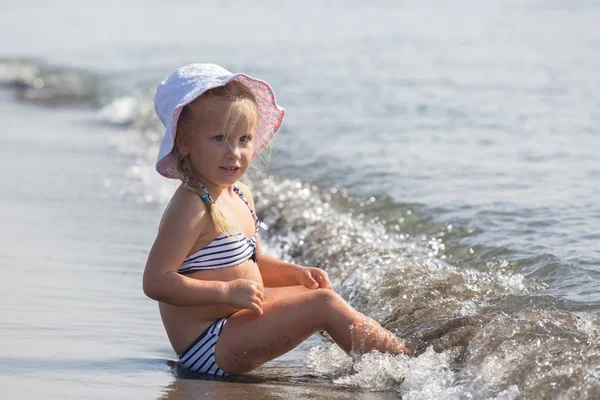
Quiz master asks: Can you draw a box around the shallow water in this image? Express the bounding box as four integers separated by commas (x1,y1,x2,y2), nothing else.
1,0,599,398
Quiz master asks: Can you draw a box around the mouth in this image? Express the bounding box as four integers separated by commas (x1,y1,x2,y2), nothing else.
220,166,240,172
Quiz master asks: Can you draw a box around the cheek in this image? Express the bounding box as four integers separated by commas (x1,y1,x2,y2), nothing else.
190,146,216,165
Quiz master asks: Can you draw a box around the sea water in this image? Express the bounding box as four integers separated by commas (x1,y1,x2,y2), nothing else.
1,1,599,399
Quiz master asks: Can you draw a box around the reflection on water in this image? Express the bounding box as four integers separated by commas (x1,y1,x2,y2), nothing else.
161,363,398,400
1,0,600,398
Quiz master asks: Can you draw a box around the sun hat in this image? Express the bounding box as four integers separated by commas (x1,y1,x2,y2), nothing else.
154,63,286,179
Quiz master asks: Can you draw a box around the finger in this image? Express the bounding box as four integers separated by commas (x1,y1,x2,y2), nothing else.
250,302,263,315
252,281,262,291
253,286,264,301
319,272,333,289
252,283,265,300
305,271,319,289
316,279,331,290
306,277,319,289
313,273,329,289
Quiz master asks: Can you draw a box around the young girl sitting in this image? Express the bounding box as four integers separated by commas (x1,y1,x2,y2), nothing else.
143,64,411,377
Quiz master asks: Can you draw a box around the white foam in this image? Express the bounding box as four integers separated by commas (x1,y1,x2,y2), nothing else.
574,312,600,340
306,344,352,376
99,96,139,125
308,345,470,398
307,342,524,399
399,348,463,400
334,351,410,391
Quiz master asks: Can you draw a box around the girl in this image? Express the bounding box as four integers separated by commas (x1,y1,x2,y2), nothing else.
143,64,411,377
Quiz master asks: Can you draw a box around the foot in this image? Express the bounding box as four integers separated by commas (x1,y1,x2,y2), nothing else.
350,315,412,356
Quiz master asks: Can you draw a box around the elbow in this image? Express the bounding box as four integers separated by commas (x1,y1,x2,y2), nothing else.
143,275,164,301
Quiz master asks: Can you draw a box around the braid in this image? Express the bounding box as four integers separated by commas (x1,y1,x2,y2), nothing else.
177,158,238,237
170,79,258,238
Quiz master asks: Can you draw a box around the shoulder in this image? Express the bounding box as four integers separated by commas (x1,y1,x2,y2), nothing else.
145,184,212,277
235,181,256,209
159,184,211,235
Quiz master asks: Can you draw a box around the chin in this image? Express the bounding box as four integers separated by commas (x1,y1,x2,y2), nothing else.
215,175,242,186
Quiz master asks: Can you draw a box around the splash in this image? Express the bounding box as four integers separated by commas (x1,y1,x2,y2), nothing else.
308,345,472,399
245,174,600,397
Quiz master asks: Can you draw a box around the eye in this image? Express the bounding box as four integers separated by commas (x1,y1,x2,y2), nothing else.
240,135,252,143
214,135,226,142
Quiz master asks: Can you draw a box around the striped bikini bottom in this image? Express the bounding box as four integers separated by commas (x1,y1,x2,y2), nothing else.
178,318,228,376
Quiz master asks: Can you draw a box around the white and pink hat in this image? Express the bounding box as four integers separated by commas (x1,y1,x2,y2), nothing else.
154,63,286,179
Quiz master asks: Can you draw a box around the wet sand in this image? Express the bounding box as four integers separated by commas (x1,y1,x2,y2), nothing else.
161,376,398,400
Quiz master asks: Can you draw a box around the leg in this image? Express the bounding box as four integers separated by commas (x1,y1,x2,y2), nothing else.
263,284,314,302
214,287,410,374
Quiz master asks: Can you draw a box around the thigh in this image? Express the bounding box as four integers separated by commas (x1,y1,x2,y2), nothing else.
214,288,335,374
264,285,311,302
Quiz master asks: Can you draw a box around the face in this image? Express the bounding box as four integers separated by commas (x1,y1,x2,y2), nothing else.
184,98,257,188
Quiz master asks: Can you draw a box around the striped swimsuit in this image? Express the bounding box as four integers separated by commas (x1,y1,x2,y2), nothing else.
177,184,259,376
178,185,259,275
178,318,228,376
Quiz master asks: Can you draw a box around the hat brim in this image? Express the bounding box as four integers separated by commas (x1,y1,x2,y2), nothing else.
156,73,285,179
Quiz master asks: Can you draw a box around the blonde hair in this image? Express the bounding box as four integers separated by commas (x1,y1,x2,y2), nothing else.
173,80,259,236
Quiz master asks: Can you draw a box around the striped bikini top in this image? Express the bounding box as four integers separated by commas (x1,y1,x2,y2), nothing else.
178,185,259,274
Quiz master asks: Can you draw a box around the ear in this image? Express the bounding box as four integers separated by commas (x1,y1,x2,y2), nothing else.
179,144,190,157
175,134,191,157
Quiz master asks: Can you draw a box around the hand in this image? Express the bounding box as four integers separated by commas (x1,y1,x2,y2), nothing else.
224,279,264,315
296,267,333,290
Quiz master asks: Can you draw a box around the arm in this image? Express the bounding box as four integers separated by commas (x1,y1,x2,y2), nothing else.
256,238,332,289
236,181,333,290
142,187,263,313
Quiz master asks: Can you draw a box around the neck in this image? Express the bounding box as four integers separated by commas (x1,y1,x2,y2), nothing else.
189,176,234,201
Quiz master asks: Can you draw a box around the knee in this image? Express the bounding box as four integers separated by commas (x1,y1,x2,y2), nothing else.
310,289,348,309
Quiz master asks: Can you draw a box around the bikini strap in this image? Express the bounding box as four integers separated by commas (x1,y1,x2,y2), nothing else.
233,185,259,226
185,177,258,228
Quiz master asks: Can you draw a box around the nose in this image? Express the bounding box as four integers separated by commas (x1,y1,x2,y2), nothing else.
226,141,241,159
